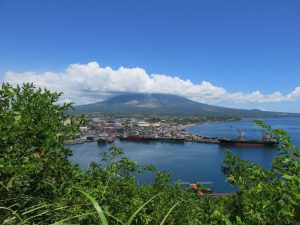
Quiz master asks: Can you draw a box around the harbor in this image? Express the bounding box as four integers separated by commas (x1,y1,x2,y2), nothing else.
65,133,220,145
65,116,277,147
69,117,299,193
65,116,225,145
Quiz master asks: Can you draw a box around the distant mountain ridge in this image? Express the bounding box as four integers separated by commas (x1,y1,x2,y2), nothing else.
74,93,300,117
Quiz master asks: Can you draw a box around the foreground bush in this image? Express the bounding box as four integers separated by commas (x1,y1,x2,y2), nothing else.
0,83,299,224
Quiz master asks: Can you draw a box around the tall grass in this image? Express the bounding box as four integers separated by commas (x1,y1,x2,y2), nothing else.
78,191,179,225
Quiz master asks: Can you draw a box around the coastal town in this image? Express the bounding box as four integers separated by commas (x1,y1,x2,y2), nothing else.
65,116,238,145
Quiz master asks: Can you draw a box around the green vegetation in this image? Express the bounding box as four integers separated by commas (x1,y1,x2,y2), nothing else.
1,83,299,224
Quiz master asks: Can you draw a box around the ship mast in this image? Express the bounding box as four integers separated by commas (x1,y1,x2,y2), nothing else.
262,131,271,141
236,128,245,140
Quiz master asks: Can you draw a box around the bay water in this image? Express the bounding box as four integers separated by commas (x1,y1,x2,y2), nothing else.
69,117,300,192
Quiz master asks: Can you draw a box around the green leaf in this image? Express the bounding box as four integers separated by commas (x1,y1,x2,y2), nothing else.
0,206,23,224
282,174,294,180
125,193,160,225
226,176,235,183
160,202,179,225
79,190,108,225
6,176,15,190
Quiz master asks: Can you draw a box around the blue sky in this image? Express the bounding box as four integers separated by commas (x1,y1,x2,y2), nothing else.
0,0,299,112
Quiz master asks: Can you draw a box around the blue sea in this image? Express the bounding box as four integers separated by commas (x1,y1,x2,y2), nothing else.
69,117,300,192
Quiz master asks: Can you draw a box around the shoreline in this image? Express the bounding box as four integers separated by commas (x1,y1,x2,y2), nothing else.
180,117,241,130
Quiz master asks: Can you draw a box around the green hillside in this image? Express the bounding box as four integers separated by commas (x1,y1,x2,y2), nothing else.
74,93,299,117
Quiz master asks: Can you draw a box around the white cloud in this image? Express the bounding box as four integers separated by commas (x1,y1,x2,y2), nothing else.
287,87,300,100
3,61,300,105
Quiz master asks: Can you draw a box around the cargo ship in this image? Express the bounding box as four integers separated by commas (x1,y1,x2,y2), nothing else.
218,129,278,147
218,138,278,147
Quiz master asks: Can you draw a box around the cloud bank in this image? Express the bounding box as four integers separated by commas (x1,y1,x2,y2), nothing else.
4,61,300,105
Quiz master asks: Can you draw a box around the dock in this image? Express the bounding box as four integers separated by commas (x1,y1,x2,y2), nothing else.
184,134,220,144
65,134,221,145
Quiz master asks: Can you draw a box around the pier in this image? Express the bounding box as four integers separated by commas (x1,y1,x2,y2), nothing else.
65,134,221,145
184,134,220,144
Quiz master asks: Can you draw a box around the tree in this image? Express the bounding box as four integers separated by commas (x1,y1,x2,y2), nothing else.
0,83,84,222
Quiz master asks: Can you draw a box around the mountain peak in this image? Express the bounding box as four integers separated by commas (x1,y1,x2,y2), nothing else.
74,93,298,117
103,93,198,108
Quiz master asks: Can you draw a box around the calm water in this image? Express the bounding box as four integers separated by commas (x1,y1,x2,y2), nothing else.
69,117,300,192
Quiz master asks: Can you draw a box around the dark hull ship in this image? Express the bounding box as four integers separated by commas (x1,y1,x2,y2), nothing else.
218,138,278,147
218,128,278,147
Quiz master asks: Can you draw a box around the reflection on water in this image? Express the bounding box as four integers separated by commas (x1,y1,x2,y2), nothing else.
69,117,300,192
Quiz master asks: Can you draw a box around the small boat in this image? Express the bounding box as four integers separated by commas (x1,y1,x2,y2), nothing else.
97,136,115,144
86,136,94,142
76,139,85,144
